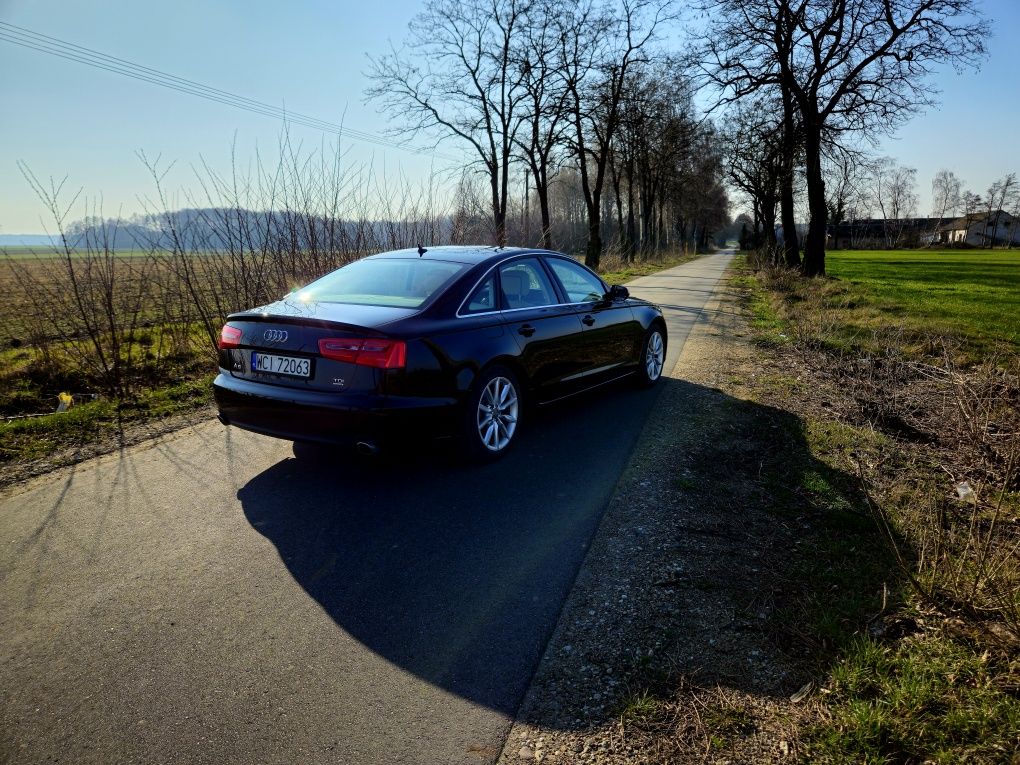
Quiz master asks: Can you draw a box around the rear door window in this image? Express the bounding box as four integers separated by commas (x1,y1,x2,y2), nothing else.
498,258,559,310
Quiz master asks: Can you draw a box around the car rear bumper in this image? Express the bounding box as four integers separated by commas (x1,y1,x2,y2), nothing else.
213,372,459,446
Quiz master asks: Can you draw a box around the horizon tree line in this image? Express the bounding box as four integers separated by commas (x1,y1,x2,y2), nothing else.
365,0,729,269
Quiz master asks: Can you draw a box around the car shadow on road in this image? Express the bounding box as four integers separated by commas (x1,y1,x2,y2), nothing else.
236,377,892,726
237,379,665,716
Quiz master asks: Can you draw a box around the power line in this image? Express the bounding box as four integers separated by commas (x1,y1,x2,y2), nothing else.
0,21,460,162
0,22,419,152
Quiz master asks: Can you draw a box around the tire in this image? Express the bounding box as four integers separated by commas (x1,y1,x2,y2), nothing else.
461,365,522,461
635,324,667,387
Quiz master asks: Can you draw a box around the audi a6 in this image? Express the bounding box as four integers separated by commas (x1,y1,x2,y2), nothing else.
213,246,667,459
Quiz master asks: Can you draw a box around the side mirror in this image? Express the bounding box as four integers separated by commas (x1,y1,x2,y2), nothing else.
606,284,629,301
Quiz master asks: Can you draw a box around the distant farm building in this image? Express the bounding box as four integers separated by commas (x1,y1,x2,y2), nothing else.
937,211,1017,247
827,218,941,249
828,211,1017,249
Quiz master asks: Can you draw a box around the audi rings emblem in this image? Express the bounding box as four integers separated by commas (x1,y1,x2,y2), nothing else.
263,329,288,343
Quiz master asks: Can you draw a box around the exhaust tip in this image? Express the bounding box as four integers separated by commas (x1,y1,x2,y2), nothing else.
217,412,230,426
355,441,380,457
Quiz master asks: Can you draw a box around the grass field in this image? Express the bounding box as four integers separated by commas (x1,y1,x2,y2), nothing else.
819,249,1020,356
0,246,157,259
737,252,1020,762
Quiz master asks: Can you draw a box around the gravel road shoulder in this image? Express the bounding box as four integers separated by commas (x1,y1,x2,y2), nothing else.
499,268,815,764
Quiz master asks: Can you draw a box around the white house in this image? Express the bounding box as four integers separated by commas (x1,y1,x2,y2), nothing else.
937,211,1017,247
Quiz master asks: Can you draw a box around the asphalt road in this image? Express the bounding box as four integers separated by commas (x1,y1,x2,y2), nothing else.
1,251,734,765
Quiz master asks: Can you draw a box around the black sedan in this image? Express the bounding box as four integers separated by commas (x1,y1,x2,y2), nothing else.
213,246,667,459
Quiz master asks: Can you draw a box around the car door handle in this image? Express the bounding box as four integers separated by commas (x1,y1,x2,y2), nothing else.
518,324,536,337
581,315,595,326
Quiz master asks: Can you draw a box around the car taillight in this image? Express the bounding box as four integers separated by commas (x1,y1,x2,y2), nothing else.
220,324,242,349
318,338,406,369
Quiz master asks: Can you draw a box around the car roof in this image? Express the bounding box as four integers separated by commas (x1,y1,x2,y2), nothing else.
365,245,562,266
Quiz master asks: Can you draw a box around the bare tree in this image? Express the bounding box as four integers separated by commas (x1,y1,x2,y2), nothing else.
704,0,988,274
11,166,163,401
512,0,573,248
984,173,1017,248
961,190,982,217
366,0,531,246
930,168,962,245
614,62,701,254
558,0,673,268
722,102,784,251
1006,180,1020,249
867,158,918,247
674,130,730,249
824,146,866,227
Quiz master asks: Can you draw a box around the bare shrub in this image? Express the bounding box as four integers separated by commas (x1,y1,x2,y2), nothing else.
750,250,801,295
4,170,172,402
3,136,455,414
798,332,1020,645
135,139,451,354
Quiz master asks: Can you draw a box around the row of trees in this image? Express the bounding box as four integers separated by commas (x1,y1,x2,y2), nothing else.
705,0,988,274
366,0,729,268
368,0,990,273
733,153,1020,251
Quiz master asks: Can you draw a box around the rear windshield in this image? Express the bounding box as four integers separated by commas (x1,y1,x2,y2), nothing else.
298,258,466,308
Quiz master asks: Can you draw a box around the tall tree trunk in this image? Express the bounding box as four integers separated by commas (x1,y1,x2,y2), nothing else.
779,88,800,268
537,185,553,249
491,170,506,247
499,147,511,247
762,194,778,249
801,122,827,276
610,156,625,252
585,216,602,269
626,173,638,260
523,169,531,245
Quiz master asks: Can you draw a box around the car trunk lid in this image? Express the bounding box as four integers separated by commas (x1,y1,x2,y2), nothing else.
220,299,415,394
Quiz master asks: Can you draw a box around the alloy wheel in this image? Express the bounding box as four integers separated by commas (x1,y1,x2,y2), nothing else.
645,330,665,381
476,376,519,451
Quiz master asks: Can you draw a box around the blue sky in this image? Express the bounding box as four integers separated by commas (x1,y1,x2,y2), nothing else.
0,0,1017,233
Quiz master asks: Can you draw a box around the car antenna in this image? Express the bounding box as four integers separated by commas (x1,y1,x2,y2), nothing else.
417,244,428,257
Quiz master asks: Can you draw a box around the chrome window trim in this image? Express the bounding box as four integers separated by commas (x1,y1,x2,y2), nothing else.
459,302,589,319
455,253,609,319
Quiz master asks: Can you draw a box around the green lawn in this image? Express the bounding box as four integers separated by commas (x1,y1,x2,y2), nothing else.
823,250,1020,355
738,257,1020,763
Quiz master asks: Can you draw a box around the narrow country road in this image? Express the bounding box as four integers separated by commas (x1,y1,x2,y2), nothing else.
1,252,734,765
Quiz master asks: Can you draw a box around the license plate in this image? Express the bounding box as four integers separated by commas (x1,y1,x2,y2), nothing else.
252,352,311,378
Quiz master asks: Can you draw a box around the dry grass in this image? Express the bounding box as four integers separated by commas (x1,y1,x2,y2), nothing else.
749,260,1020,645
596,248,702,285
736,255,1020,762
